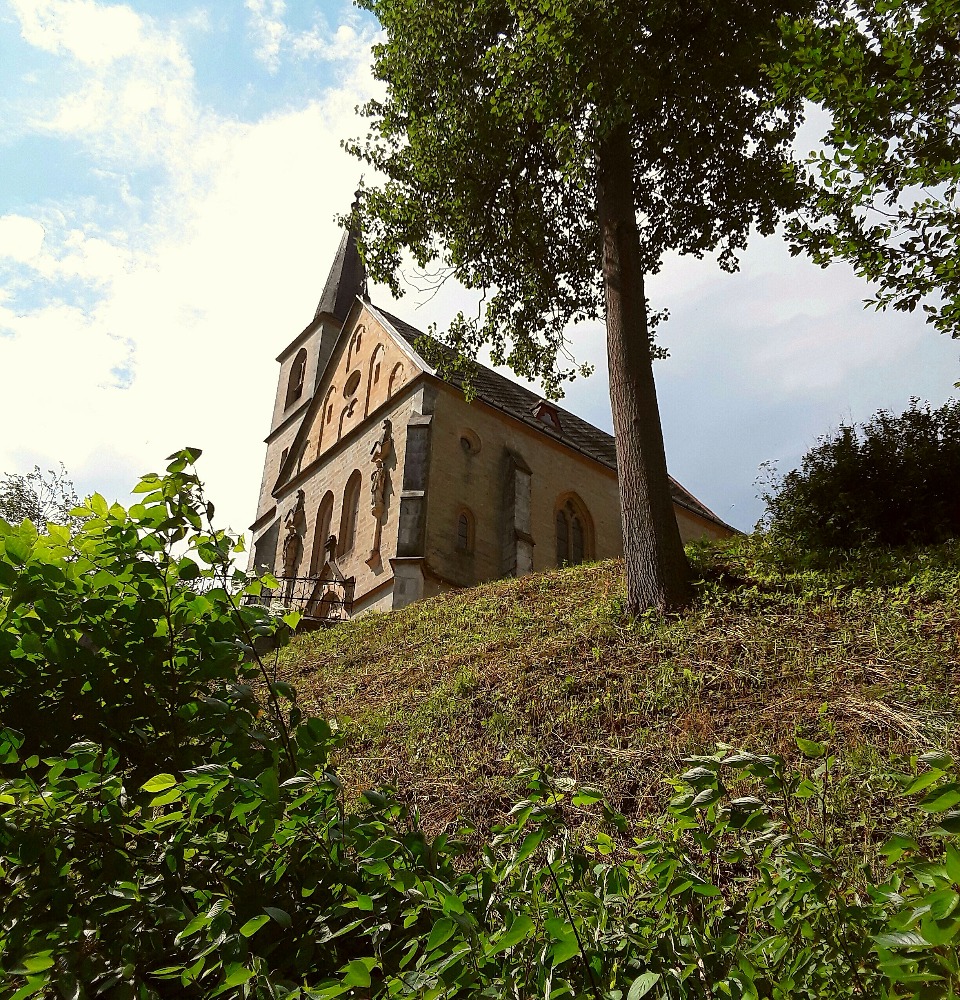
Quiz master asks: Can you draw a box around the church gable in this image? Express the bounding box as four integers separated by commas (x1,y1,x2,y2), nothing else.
274,302,425,492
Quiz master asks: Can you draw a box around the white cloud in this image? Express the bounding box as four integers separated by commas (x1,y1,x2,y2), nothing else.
244,0,287,72
242,1,379,70
2,5,380,537
11,0,145,65
0,216,45,261
292,21,367,62
11,0,209,174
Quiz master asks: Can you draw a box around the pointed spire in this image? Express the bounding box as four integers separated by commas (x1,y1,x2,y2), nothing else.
314,189,368,323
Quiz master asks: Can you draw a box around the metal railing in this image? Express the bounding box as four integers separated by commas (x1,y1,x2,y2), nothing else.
243,575,355,622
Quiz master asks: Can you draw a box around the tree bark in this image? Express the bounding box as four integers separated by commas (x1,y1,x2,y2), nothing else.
597,122,691,612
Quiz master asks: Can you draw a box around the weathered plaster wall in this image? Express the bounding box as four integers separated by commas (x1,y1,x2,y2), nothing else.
423,385,625,585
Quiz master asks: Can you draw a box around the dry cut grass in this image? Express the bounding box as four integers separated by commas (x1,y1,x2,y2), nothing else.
278,537,960,838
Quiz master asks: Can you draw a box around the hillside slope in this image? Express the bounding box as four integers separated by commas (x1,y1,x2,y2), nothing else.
280,538,960,834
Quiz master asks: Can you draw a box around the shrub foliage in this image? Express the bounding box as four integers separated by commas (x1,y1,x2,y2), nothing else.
2,452,960,998
761,399,960,549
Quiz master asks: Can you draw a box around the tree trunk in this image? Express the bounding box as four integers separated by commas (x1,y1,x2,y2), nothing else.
597,123,691,612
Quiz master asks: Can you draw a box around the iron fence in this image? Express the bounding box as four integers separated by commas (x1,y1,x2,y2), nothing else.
243,575,355,622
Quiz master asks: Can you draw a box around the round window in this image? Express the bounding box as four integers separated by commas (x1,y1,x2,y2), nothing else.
343,370,362,397
460,429,481,455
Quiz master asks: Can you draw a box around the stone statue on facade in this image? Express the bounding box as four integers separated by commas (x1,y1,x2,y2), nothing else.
367,420,393,565
369,419,393,518
281,489,306,577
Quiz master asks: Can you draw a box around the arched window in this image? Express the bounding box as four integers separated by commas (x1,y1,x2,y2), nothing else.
456,508,475,554
309,491,335,575
347,327,364,369
554,494,593,566
387,362,406,398
285,348,307,408
555,509,569,563
316,387,335,455
365,343,386,416
338,400,356,441
338,471,362,557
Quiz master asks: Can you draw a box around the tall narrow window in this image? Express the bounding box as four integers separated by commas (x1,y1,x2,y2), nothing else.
456,508,475,553
309,491,334,574
387,362,405,398
339,471,362,556
555,494,593,566
285,348,307,408
347,327,364,369
365,344,386,417
571,515,584,564
555,510,569,563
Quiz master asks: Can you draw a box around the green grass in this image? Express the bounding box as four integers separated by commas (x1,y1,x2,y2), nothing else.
279,536,960,837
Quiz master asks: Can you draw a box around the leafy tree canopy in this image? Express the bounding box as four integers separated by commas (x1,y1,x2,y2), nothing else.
347,0,813,395
760,397,960,548
772,0,960,336
346,0,821,611
0,463,78,532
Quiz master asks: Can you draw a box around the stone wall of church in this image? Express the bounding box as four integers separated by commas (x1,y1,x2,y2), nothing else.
270,382,420,608
422,384,732,586
675,506,732,545
423,386,625,585
304,314,413,464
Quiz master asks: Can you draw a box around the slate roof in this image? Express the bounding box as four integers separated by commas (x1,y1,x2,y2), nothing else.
370,304,736,533
314,226,367,323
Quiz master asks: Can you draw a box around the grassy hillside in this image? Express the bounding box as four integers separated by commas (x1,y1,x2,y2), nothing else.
280,537,960,836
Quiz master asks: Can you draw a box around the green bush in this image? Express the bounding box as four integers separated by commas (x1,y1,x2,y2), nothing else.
760,399,960,549
2,451,960,998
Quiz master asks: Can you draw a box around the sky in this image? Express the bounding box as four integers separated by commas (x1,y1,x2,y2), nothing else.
1,0,957,543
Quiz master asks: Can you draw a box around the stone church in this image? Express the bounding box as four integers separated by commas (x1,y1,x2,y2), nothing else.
248,220,735,619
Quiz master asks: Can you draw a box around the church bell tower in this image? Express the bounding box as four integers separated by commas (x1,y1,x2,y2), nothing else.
248,212,367,574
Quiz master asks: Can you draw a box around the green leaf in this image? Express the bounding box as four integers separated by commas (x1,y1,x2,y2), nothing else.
342,958,375,988
426,918,456,952
875,930,929,949
264,906,292,928
927,887,960,920
3,535,33,566
259,767,280,804
796,737,826,758
10,979,47,1000
442,893,464,914
141,773,177,793
149,788,182,808
920,784,960,813
239,915,271,938
219,966,255,988
551,934,580,966
919,751,954,770
627,972,661,1000
572,786,604,806
946,844,960,885
514,827,546,865
920,914,960,946
22,954,54,972
904,769,945,795
489,915,534,955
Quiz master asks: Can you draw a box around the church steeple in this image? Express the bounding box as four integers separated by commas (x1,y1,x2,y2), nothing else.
314,195,367,323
